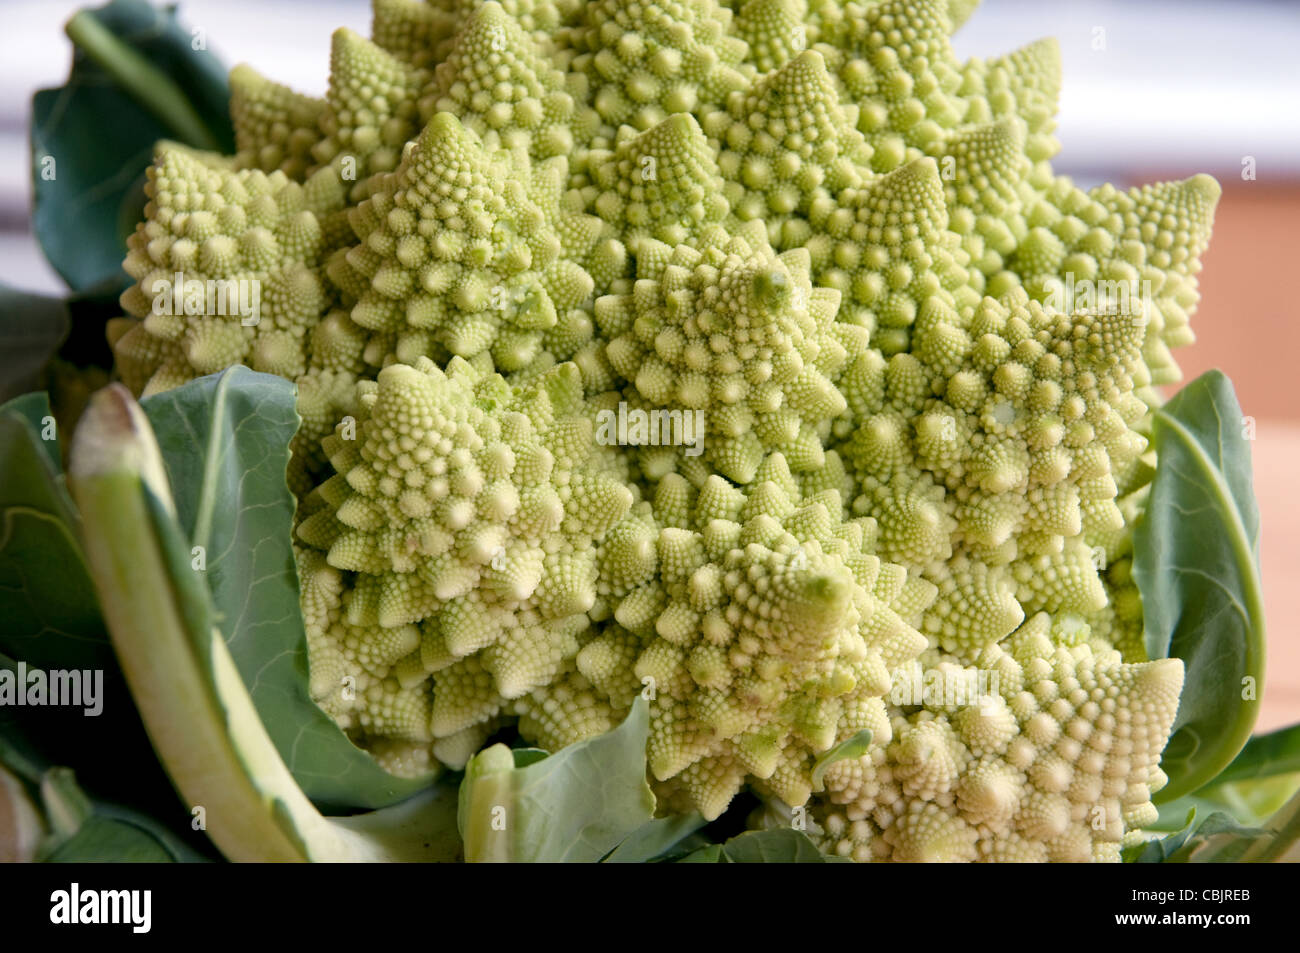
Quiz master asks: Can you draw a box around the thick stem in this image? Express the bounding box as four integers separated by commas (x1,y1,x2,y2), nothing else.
460,745,518,863
67,386,394,861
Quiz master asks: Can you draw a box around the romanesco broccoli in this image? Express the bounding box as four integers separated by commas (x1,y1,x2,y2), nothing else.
106,0,1221,861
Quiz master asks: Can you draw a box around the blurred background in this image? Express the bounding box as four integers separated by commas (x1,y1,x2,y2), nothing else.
1,0,1297,722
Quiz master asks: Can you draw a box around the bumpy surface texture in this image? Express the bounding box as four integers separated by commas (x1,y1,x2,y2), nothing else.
109,0,1219,860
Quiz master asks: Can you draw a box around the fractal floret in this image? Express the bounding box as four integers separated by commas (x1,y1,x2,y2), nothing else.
835,286,1152,658
599,220,859,482
111,144,348,396
810,618,1183,862
296,356,633,769
559,454,935,819
105,0,1223,861
327,110,603,373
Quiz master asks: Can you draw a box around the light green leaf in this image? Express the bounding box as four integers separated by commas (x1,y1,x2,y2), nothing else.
1136,787,1300,863
676,828,848,863
1165,812,1275,863
1149,723,1300,830
139,368,432,810
1133,371,1265,802
329,783,463,863
1209,722,1300,786
810,729,872,793
459,699,655,862
1196,789,1300,862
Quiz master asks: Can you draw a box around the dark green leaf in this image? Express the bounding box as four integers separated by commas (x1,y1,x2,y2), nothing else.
0,402,214,835
510,748,549,768
0,288,70,405
35,767,208,863
677,844,724,863
0,392,111,674
648,831,716,861
42,816,184,862
1133,371,1265,802
0,720,214,862
139,368,431,810
602,812,708,863
31,0,234,292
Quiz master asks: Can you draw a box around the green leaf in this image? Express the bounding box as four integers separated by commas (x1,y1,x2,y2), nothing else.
0,761,46,862
42,817,188,862
0,288,70,405
1135,777,1300,863
329,783,463,863
1150,723,1300,830
0,392,110,673
602,812,708,863
1210,722,1300,787
1132,371,1265,802
1204,788,1300,862
810,729,872,793
676,843,724,862
67,384,456,861
675,828,848,863
0,403,218,836
1166,812,1275,863
31,0,235,292
34,766,208,863
0,724,214,863
138,368,432,810
459,699,656,862
510,748,549,768
1124,808,1200,863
